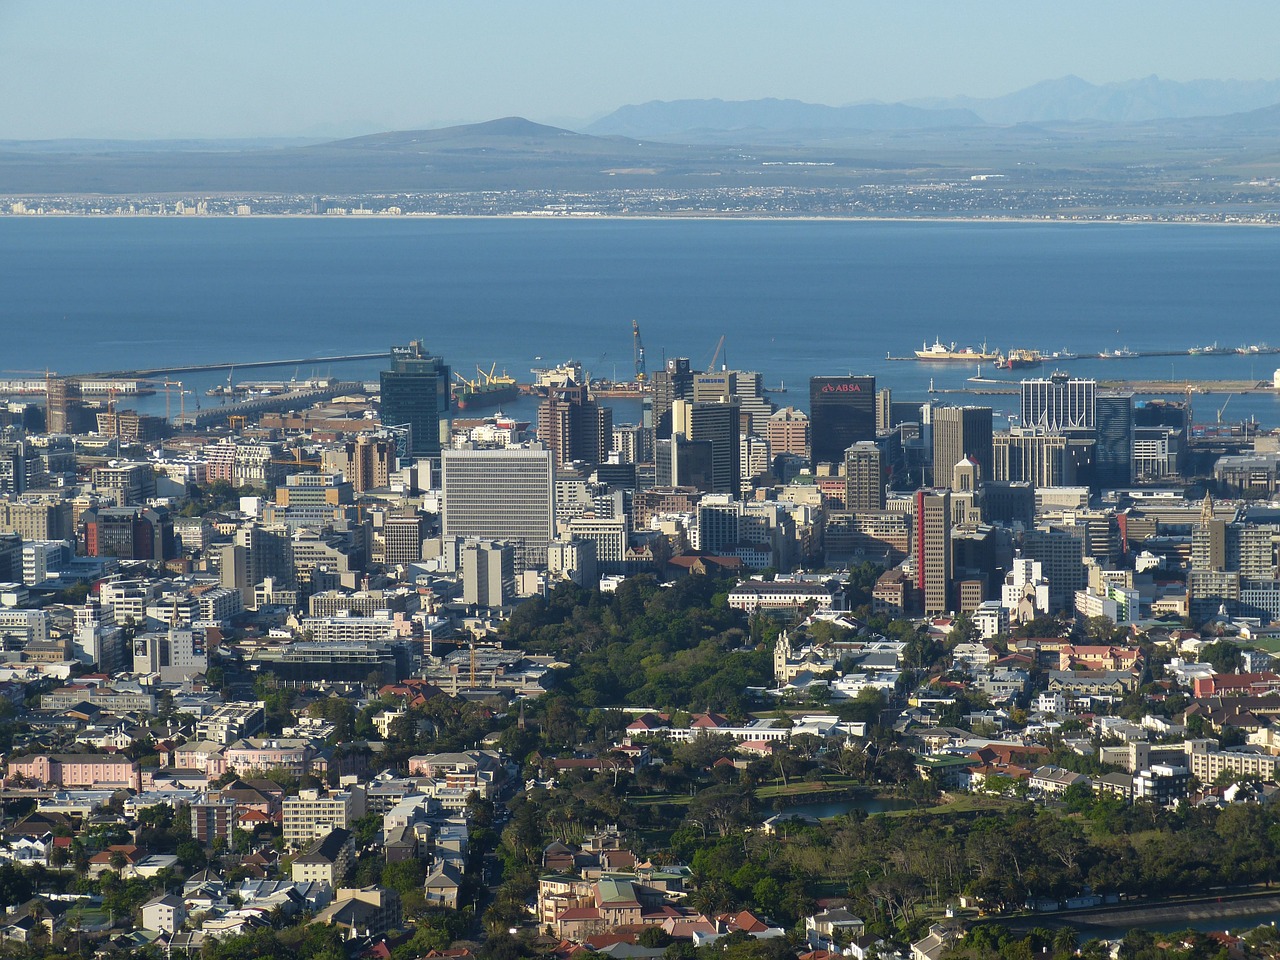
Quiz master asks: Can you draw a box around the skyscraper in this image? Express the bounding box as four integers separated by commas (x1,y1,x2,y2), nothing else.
1020,373,1096,433
652,358,695,440
932,406,993,488
441,447,555,569
809,375,876,467
915,488,952,616
844,442,885,512
1095,392,1135,489
322,435,395,493
679,399,741,497
379,341,451,460
537,381,612,468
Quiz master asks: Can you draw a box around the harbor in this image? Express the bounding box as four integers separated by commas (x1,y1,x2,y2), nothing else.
889,341,1280,364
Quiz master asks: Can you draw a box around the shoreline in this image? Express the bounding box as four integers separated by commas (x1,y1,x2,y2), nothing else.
0,211,1278,228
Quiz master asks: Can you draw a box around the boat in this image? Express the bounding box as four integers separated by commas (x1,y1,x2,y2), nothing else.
453,364,520,410
914,339,1002,362
1003,348,1044,369
1097,347,1138,359
1046,349,1077,361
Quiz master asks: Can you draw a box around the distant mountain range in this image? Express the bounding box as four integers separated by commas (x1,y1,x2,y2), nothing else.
910,74,1280,124
585,76,1280,141
5,76,1280,197
585,99,981,139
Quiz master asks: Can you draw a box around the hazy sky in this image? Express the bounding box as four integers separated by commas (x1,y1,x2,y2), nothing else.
4,0,1280,140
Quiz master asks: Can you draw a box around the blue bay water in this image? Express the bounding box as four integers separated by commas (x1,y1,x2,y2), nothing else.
2,217,1280,426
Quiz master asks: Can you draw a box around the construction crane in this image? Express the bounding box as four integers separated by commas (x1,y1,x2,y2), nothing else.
707,334,726,372
632,320,647,381
162,380,189,423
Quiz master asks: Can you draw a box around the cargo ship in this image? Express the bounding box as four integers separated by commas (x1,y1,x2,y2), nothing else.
1003,348,1044,369
914,339,1002,362
453,364,520,410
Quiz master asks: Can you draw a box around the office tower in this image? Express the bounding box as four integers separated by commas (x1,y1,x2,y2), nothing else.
1020,373,1096,433
655,437,714,491
809,375,875,467
382,512,426,566
461,540,516,608
681,399,741,497
565,516,628,574
611,423,651,465
993,428,1073,487
932,406,993,488
441,447,555,568
915,488,952,615
876,388,893,433
1095,392,1134,489
766,408,809,459
322,436,395,493
741,435,771,486
80,505,175,561
692,371,732,403
263,473,355,530
379,341,451,459
652,357,695,439
537,381,612,468
844,442,885,512
1022,526,1086,613
727,371,774,435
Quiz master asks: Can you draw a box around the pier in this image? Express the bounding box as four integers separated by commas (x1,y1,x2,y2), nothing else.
92,351,385,379
960,375,1275,395
175,380,365,428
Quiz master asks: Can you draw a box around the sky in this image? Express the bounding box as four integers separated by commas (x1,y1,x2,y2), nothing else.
3,1,1280,140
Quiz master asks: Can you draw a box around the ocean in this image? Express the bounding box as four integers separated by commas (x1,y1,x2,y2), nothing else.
2,217,1280,427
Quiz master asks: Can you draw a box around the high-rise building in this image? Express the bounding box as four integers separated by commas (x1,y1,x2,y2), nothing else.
441,447,555,568
1020,374,1096,433
1095,392,1135,489
681,399,741,497
381,512,427,567
765,408,809,459
80,505,176,561
461,540,516,608
932,406,993,488
915,489,952,615
537,382,612,468
651,358,695,439
322,436,395,493
655,437,714,491
1022,527,1086,613
876,388,893,434
993,428,1073,487
379,341,451,460
45,377,85,434
844,442,885,512
809,376,875,467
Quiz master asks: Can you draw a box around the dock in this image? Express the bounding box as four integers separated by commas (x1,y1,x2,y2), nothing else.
175,380,365,428
91,351,386,379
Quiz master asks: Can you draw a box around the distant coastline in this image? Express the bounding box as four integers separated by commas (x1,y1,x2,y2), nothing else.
2,210,1278,227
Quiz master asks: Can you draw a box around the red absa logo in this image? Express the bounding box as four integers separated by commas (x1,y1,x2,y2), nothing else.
821,383,862,393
